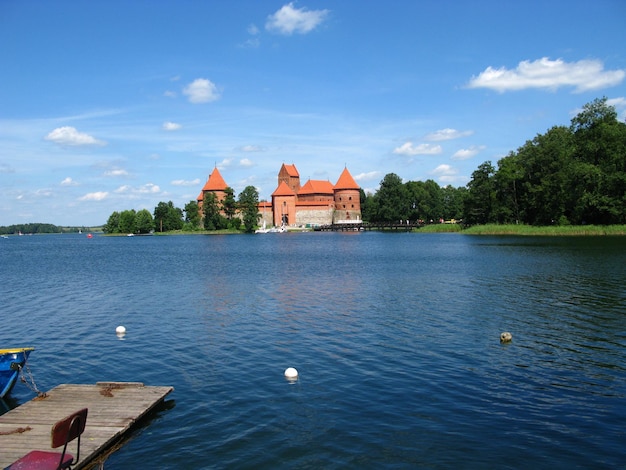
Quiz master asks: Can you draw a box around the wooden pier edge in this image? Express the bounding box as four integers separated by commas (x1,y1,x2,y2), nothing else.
0,382,174,469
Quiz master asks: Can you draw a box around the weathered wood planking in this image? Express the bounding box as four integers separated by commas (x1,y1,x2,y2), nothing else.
0,382,174,469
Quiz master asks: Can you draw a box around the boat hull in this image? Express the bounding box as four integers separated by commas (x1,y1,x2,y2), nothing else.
0,348,34,398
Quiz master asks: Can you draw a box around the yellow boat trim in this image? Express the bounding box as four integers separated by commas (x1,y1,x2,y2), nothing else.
0,347,35,354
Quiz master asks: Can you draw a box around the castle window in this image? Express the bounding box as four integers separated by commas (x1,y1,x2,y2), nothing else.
349,196,352,200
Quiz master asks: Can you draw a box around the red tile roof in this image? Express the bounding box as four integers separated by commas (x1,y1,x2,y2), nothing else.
298,179,334,195
272,181,296,196
202,167,228,191
334,167,359,190
282,163,299,177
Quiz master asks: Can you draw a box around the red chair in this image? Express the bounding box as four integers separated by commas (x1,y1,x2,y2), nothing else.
6,408,88,470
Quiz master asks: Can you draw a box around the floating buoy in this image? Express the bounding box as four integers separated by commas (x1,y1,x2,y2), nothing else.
284,367,298,379
116,325,126,335
500,332,512,343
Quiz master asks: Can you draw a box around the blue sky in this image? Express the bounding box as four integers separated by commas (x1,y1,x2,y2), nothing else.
1,1,625,226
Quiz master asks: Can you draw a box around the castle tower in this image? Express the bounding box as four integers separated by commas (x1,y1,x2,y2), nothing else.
333,167,361,223
197,166,228,212
271,181,297,227
278,163,301,194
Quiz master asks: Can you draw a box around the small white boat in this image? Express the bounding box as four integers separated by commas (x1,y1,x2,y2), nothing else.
255,220,269,234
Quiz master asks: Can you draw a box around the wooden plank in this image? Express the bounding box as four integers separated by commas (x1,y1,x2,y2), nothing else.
0,382,174,469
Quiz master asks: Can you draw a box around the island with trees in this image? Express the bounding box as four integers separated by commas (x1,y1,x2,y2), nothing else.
6,97,619,237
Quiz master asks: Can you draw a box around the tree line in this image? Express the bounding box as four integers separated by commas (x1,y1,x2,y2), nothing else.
103,186,260,234
362,97,625,226
0,223,95,235
103,97,624,232
464,97,626,225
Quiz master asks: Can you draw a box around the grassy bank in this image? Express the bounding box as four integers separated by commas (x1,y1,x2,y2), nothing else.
417,223,464,233
461,224,626,236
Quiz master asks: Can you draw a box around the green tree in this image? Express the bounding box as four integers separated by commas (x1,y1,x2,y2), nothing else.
222,187,237,224
135,209,154,234
154,201,183,232
119,209,137,234
238,185,259,233
361,191,376,223
495,126,573,225
104,211,121,234
493,152,523,224
568,97,626,224
464,161,496,225
202,193,226,230
441,185,464,221
183,200,201,230
372,173,408,223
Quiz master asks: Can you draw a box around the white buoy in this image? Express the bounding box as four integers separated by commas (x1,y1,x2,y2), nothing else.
116,325,126,335
284,367,298,379
500,332,512,343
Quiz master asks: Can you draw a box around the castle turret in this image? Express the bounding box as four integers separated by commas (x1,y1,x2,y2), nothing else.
197,166,228,212
333,167,361,223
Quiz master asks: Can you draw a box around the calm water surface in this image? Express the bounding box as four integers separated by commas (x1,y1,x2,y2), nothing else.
1,232,625,469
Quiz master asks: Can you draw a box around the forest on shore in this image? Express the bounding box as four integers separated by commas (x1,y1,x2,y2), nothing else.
361,97,626,227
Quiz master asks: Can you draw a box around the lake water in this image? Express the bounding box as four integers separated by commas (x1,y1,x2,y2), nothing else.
1,232,625,469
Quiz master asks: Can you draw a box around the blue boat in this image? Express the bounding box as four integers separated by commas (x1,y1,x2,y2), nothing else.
0,348,34,398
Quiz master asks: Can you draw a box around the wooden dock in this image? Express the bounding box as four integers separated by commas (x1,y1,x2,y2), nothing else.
0,382,174,469
316,222,424,232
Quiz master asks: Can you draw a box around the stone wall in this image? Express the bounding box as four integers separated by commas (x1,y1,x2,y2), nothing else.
295,208,334,226
333,210,362,224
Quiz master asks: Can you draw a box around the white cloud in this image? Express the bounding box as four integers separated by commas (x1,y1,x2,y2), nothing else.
34,188,54,197
239,158,254,167
163,90,177,98
217,158,232,169
425,128,473,141
60,177,78,186
163,121,182,131
79,191,108,201
241,38,260,48
138,183,160,194
183,78,221,104
266,2,330,35
248,24,259,35
354,171,381,182
104,169,129,177
114,183,161,195
607,97,626,108
114,185,131,194
607,96,626,120
45,126,105,146
393,142,442,156
430,164,463,184
468,57,625,93
240,145,262,152
452,145,485,160
171,178,201,187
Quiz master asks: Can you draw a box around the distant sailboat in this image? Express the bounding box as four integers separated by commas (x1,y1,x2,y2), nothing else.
255,219,269,234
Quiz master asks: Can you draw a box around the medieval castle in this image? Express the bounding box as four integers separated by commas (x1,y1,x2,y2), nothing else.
197,163,361,227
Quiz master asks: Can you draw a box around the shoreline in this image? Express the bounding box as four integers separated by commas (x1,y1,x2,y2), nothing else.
425,223,626,236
